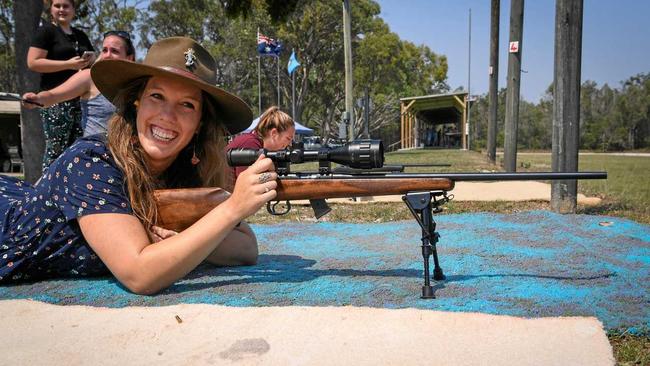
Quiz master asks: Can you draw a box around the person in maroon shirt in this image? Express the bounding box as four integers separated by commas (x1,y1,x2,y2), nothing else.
226,106,295,189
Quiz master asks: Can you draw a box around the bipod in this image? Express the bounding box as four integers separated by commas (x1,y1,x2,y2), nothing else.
402,191,451,299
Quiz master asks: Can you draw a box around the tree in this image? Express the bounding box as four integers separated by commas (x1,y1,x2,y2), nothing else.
220,0,302,23
616,73,649,149
74,0,143,50
0,0,16,91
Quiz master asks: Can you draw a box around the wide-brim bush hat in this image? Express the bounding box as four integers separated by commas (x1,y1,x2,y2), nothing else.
91,36,252,134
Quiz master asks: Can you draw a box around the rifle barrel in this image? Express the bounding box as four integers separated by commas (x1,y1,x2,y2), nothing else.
396,172,607,181
287,171,607,180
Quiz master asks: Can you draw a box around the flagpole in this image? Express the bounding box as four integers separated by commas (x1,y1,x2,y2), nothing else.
277,55,280,107
288,50,300,120
257,28,262,115
258,56,262,115
292,70,296,119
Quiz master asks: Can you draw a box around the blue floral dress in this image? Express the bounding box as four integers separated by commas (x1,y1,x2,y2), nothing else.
0,135,132,282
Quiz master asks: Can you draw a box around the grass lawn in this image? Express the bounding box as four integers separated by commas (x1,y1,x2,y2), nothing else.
256,148,649,364
515,153,650,223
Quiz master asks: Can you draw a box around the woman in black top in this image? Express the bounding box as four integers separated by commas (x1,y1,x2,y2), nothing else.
27,0,95,170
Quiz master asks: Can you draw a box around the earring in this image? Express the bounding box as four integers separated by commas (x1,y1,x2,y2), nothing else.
133,100,140,108
191,136,200,165
191,149,200,165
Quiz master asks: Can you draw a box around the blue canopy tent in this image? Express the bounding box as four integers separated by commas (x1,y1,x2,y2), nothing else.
244,116,314,136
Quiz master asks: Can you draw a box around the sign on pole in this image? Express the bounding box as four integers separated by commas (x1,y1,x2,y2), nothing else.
509,41,519,53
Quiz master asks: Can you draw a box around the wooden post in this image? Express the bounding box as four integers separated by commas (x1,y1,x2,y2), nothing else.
487,0,500,164
400,102,405,149
406,111,413,148
503,0,524,172
551,0,583,213
466,8,472,151
14,0,44,183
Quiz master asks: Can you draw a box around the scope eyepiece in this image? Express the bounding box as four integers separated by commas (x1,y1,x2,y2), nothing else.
227,139,384,169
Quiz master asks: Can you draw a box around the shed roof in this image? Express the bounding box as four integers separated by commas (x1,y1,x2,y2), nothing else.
400,92,467,124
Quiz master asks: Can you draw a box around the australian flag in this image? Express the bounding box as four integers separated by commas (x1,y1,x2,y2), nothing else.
257,33,282,57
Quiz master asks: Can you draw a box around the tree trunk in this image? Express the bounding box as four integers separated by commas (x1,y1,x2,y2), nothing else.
14,0,44,183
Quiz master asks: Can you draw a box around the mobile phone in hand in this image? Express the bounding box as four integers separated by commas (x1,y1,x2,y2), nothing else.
82,51,95,60
0,92,44,107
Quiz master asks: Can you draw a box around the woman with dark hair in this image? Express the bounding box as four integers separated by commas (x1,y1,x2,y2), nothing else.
27,0,95,169
1,37,274,295
23,31,136,137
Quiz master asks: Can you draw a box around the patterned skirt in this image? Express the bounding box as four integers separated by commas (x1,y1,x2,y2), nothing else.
39,99,83,170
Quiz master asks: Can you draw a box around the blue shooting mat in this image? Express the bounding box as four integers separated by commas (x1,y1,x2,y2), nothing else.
1,211,648,334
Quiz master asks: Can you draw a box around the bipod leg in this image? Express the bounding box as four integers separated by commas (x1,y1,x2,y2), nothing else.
403,191,448,299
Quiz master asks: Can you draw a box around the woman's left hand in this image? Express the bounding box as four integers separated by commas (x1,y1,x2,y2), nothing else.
148,225,178,243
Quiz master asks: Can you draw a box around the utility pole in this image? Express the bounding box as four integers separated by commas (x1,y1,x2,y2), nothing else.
503,0,524,172
343,0,355,141
466,8,472,151
551,0,584,213
487,0,500,164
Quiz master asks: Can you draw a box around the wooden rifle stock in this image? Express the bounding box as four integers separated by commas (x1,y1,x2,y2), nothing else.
154,187,231,232
274,177,454,200
154,177,455,232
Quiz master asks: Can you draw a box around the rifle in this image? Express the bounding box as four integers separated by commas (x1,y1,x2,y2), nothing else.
155,139,607,299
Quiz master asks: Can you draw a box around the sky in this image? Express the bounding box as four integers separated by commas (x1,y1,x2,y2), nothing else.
374,0,650,102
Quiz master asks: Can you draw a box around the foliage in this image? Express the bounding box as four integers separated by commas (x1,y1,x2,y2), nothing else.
0,0,15,91
137,0,449,145
469,73,650,151
73,0,143,51
219,0,302,23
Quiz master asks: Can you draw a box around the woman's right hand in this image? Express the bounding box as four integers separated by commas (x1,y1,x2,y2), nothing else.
228,154,278,218
67,56,91,70
21,92,41,110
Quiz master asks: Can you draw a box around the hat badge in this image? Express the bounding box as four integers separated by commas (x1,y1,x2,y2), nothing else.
183,48,197,69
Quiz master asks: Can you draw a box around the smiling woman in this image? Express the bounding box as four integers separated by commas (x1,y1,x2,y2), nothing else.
0,37,278,295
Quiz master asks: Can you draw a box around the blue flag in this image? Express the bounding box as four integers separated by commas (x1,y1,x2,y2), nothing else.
257,33,282,57
287,50,301,74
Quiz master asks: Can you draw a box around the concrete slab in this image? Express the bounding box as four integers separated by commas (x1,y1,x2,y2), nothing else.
0,299,614,366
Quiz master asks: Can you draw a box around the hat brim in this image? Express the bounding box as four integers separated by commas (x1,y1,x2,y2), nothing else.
91,59,252,134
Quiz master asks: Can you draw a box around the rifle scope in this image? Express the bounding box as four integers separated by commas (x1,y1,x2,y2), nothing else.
227,139,384,169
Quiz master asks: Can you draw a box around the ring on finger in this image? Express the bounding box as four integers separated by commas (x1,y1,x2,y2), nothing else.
259,172,272,184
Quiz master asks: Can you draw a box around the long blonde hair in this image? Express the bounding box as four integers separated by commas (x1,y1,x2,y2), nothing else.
107,77,229,228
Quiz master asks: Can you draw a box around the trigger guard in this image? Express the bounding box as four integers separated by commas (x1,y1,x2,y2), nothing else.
267,200,291,215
